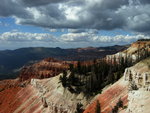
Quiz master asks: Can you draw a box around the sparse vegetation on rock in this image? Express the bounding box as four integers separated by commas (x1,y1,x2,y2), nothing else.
112,98,123,113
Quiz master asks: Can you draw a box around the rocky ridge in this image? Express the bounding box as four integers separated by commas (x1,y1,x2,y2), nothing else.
106,41,150,62
19,58,70,81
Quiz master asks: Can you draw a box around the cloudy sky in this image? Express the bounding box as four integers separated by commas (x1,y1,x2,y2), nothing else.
0,0,150,50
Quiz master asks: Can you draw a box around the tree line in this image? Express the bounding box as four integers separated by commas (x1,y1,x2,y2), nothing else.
60,44,150,97
59,43,149,113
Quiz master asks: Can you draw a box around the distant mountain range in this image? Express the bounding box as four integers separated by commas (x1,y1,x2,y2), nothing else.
0,45,127,80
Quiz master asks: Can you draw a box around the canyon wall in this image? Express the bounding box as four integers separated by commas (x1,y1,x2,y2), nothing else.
84,57,150,113
124,57,150,113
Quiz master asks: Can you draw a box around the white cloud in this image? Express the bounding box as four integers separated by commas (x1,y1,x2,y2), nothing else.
0,31,149,50
60,32,91,42
49,29,57,32
0,31,57,42
60,32,150,45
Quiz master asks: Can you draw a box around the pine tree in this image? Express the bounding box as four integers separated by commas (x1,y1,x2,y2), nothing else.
77,61,81,74
69,64,74,71
69,71,75,85
60,70,68,87
117,98,123,108
75,103,83,113
95,100,101,113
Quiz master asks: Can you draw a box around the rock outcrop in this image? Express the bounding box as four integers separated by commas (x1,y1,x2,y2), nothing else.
106,41,150,62
124,57,150,113
19,58,70,81
0,73,91,113
84,56,150,113
30,74,89,113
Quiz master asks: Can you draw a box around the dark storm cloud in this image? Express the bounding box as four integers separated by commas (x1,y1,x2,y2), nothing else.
100,0,128,10
1,0,150,35
68,29,87,33
117,4,150,34
68,29,99,34
20,0,67,6
140,0,150,4
16,0,127,29
0,0,30,18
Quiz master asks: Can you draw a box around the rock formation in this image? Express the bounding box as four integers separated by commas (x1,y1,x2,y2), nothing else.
30,74,89,113
125,57,150,113
19,58,70,81
106,41,150,63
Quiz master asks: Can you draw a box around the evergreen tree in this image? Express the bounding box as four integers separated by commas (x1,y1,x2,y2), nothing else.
117,98,123,108
77,61,81,74
95,100,101,113
69,71,75,85
69,64,74,71
75,103,83,113
59,70,68,87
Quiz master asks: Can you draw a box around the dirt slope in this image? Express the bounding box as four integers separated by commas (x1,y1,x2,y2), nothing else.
83,77,128,113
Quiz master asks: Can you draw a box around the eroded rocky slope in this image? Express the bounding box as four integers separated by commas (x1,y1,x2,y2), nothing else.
0,73,91,113
30,74,89,113
83,77,128,113
0,41,149,113
124,57,150,113
106,41,150,62
84,57,150,113
19,58,70,81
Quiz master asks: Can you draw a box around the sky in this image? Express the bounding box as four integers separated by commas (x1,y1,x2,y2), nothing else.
0,0,150,50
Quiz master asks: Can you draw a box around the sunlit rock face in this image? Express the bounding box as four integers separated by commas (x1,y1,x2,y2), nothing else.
84,57,150,113
126,41,150,55
127,90,150,113
124,57,150,89
83,77,128,113
124,57,150,113
0,81,43,113
0,74,90,113
106,41,150,63
30,74,89,113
